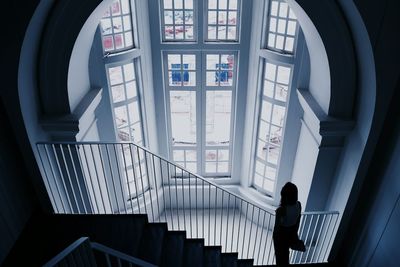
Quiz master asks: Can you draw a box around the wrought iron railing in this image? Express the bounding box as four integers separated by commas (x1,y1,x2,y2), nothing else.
36,142,339,265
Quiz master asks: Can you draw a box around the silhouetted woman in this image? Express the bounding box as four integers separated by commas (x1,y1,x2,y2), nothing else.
273,182,304,266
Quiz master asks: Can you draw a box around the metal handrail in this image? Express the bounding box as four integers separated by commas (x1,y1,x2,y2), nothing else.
43,237,156,267
37,141,277,216
36,141,340,265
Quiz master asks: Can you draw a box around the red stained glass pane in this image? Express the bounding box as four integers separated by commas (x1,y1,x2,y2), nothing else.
114,34,124,49
103,36,114,50
112,1,121,15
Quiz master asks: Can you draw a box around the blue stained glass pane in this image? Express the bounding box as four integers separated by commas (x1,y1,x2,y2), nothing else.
215,63,229,82
171,64,189,82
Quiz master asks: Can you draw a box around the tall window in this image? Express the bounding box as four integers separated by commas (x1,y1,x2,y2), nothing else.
252,0,300,195
97,0,148,198
254,62,291,193
107,62,144,145
164,52,236,176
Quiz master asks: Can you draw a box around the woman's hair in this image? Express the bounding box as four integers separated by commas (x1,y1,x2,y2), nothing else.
280,182,298,206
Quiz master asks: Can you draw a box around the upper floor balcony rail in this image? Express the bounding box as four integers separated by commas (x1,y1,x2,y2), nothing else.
36,141,339,265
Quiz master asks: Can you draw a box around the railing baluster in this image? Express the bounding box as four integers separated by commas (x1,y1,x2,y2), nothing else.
237,200,242,253
59,144,81,213
316,214,332,262
51,144,73,212
97,144,114,214
188,173,192,238
202,179,204,238
159,157,168,223
121,144,134,213
214,185,217,246
306,214,321,262
76,144,96,213
89,145,106,213
105,144,121,214
208,183,211,245
220,190,224,248
45,144,68,213
323,214,338,262
241,202,249,258
112,144,128,214
151,154,161,222
311,213,326,262
257,210,266,265
266,213,274,265
173,166,180,230
129,144,141,214
253,207,260,260
105,253,111,267
143,150,155,221
230,197,236,253
166,162,174,230
303,214,315,263
37,145,59,213
67,144,88,214
247,205,255,258
195,175,198,238
181,168,186,231
225,193,231,253
136,147,148,216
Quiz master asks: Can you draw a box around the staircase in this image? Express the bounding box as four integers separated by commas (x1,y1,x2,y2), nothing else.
33,142,339,265
5,212,255,266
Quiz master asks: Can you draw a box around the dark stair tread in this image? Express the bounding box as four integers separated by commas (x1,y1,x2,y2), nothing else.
260,264,331,267
137,223,168,265
161,231,186,267
182,239,205,267
203,246,222,267
237,258,254,267
221,252,239,267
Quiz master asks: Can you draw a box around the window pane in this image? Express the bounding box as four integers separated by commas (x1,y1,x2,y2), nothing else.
111,85,125,103
206,91,232,146
173,150,185,161
170,91,196,146
114,106,128,128
108,66,123,85
218,162,229,173
123,63,135,80
186,150,197,161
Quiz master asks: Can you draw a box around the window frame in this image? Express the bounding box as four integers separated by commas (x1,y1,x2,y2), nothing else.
162,50,237,177
252,59,294,196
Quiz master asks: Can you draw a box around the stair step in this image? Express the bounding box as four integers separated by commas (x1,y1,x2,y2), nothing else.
260,264,331,267
237,258,254,267
203,246,222,267
221,252,239,267
137,223,168,265
161,231,186,267
182,239,204,267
